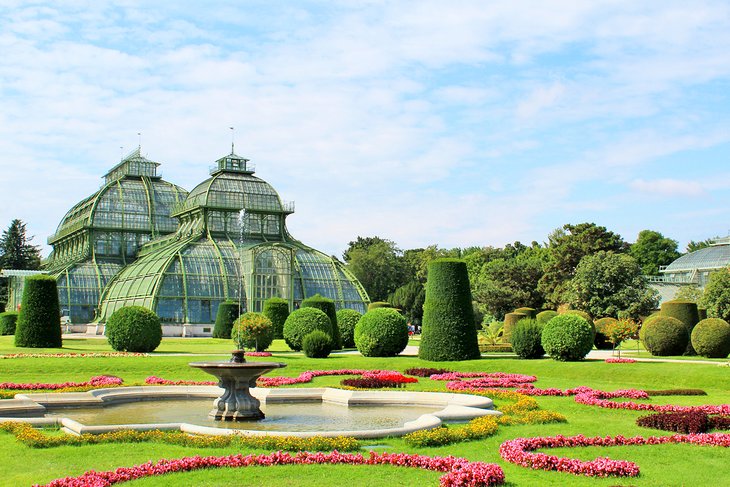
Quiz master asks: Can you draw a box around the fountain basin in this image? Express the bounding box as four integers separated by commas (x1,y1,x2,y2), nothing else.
1,386,500,439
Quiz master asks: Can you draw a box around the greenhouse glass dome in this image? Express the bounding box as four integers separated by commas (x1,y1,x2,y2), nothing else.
97,151,369,329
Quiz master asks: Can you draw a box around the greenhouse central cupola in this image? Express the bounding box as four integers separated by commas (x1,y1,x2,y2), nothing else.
98,150,369,332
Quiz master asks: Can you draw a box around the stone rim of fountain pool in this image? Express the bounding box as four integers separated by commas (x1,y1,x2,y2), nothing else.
0,386,500,439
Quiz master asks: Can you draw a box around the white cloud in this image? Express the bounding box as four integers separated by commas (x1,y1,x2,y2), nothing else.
630,179,704,197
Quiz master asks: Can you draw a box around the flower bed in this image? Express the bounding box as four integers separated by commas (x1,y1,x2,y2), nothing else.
574,389,730,414
404,368,453,377
0,353,148,359
636,411,730,434
499,433,730,477
604,358,636,363
38,451,505,487
0,375,122,391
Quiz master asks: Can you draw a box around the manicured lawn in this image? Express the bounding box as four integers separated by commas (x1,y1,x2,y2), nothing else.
0,336,728,486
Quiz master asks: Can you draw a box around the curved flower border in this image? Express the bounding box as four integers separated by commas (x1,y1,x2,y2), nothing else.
38,451,505,487
146,369,416,387
0,375,122,391
499,432,730,477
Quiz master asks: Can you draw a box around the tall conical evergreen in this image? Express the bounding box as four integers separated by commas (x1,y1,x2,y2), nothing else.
14,275,62,348
419,258,480,361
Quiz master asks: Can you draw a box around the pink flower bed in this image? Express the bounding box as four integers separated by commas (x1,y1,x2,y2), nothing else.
499,432,730,477
575,389,730,414
0,353,148,359
431,372,537,383
145,376,216,386
605,358,636,363
38,450,505,487
0,375,122,391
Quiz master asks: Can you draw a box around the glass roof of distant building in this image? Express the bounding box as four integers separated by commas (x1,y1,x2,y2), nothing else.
662,238,730,273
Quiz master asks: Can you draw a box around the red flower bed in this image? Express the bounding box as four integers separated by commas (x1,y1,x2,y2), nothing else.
38,451,505,487
404,368,453,377
0,376,122,391
499,433,730,477
637,411,730,434
341,378,405,388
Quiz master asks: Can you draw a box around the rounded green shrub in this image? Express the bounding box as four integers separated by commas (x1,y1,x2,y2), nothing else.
283,307,332,351
232,312,274,352
660,300,700,355
513,307,537,318
510,319,544,359
562,309,593,323
541,314,594,361
262,297,289,339
640,315,689,356
418,259,480,361
301,294,341,349
536,310,558,325
212,300,240,339
355,307,408,357
302,330,332,358
691,318,730,358
0,311,19,335
336,308,362,348
594,317,619,350
502,312,527,343
368,301,393,310
105,306,162,352
14,275,62,348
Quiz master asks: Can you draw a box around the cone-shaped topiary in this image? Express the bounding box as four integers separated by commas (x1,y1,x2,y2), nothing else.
541,314,593,361
513,307,537,318
660,300,699,355
212,300,240,339
263,297,289,339
283,307,332,351
510,319,544,359
0,311,19,335
502,312,527,343
232,312,274,352
594,317,619,350
302,330,333,358
367,301,393,310
105,306,162,352
301,294,341,349
354,307,408,357
691,318,730,358
336,308,362,348
419,259,480,361
14,275,62,348
536,310,558,324
640,315,688,356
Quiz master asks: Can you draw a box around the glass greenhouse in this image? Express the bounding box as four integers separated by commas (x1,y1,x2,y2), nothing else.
97,151,369,325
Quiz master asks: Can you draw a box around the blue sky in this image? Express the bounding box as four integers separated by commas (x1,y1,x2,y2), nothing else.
1,1,728,258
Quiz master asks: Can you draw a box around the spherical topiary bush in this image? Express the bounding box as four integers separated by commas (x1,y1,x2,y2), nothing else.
105,306,162,353
232,312,274,352
541,314,594,361
302,294,341,349
263,297,289,339
639,316,689,356
212,300,240,339
502,312,527,343
536,310,558,325
513,307,537,318
691,318,730,358
0,311,19,335
594,317,619,350
355,308,408,357
15,275,62,348
302,330,333,358
283,307,332,351
418,259,480,361
510,319,544,359
660,300,700,355
336,308,362,348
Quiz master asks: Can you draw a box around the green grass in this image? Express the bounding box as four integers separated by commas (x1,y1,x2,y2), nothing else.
0,336,728,486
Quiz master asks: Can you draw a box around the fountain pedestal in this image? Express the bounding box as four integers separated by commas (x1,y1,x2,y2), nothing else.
189,351,286,421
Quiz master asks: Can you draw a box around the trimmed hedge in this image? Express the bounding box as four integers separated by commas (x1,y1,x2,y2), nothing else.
541,314,593,361
232,312,274,352
502,312,527,343
691,318,730,358
336,308,362,348
283,307,332,351
355,307,409,357
536,310,558,325
301,294,341,349
513,307,537,318
594,317,619,350
510,319,544,359
640,315,688,356
14,275,62,348
367,301,394,310
105,306,162,353
302,330,332,358
660,300,700,355
418,259,480,361
212,301,240,339
262,297,289,339
0,311,19,335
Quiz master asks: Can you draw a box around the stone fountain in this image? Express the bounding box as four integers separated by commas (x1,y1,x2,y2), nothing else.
189,350,286,420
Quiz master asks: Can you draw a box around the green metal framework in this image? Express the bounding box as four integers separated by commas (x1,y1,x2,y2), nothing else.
43,149,188,323
98,151,370,323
